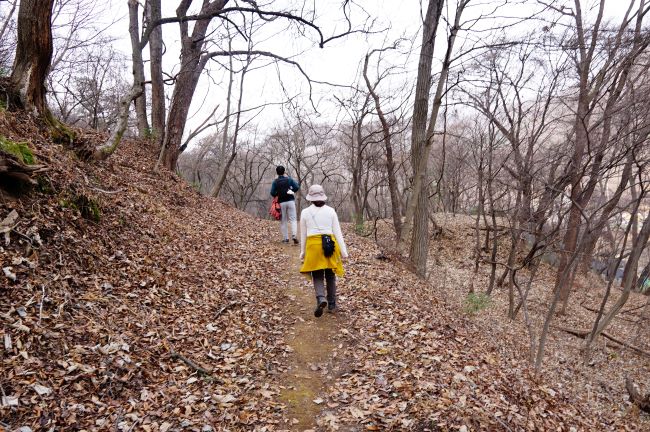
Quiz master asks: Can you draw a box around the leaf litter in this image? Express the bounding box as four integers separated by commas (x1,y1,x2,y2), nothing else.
0,110,646,430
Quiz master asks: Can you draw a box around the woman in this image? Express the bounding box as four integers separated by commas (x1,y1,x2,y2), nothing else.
299,184,349,317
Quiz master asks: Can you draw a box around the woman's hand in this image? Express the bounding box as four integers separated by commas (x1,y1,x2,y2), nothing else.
299,253,304,261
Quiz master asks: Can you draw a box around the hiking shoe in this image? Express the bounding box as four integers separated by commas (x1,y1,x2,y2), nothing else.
327,305,338,314
314,300,327,317
282,239,289,244
292,237,299,245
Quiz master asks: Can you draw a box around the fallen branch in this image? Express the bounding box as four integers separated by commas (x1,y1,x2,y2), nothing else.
599,332,650,358
621,303,648,316
0,154,49,186
579,302,639,324
553,326,650,358
553,326,589,338
626,376,650,413
171,350,212,375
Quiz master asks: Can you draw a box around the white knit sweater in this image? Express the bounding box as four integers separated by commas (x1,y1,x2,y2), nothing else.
299,204,348,258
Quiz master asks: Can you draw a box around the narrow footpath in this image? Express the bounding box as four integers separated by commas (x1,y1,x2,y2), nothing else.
278,243,347,431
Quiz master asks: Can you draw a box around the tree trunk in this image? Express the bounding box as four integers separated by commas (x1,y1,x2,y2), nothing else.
147,0,165,145
485,133,498,295
554,0,645,314
128,0,150,138
400,0,444,276
211,50,249,198
401,0,465,277
588,210,650,343
579,153,633,274
8,0,74,144
9,0,55,115
582,194,638,364
351,120,365,226
471,152,485,294
159,1,227,171
93,85,143,160
363,51,402,238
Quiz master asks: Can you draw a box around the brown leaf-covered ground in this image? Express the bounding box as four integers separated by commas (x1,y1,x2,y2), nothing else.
0,111,647,431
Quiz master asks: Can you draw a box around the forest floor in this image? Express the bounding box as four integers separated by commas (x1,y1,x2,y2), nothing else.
411,213,650,431
1,110,649,431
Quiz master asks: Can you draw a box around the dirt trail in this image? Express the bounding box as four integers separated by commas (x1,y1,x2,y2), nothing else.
278,243,345,431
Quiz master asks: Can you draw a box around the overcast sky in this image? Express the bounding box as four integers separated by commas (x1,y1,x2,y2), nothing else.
73,0,641,147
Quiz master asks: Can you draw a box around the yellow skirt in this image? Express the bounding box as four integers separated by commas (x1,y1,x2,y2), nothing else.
300,234,345,277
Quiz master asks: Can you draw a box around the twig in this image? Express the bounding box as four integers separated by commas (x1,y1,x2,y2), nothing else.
114,408,124,432
215,302,240,319
10,228,37,247
127,419,142,432
553,326,650,358
88,186,123,194
38,284,45,325
580,302,640,324
171,350,212,375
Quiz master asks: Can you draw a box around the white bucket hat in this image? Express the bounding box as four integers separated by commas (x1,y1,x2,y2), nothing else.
306,184,327,201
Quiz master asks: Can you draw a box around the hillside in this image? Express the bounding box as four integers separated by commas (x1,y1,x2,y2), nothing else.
0,111,646,431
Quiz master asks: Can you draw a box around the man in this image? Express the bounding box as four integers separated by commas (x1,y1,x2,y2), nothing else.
270,165,300,244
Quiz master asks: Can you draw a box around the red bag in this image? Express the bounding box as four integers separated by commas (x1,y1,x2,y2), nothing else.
269,196,281,220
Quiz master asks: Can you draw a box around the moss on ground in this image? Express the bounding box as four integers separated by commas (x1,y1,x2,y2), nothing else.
60,191,102,222
0,136,35,164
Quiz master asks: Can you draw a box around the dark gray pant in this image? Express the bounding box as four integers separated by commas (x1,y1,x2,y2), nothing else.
312,269,336,306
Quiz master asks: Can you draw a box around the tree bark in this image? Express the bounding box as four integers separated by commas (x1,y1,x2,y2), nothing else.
8,0,74,144
351,118,367,225
128,0,150,138
471,151,485,294
147,0,166,145
399,0,443,275
93,85,143,160
401,0,465,277
9,0,55,115
485,136,499,295
160,0,228,170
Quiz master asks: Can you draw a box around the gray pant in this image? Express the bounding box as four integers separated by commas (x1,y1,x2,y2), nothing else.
312,269,336,306
280,200,297,240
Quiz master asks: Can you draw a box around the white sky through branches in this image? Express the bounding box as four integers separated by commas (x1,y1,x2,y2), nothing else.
44,0,639,148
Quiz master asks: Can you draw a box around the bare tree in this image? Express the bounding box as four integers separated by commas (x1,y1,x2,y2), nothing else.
551,0,650,313
401,0,467,277
0,0,17,74
133,1,370,170
363,43,405,238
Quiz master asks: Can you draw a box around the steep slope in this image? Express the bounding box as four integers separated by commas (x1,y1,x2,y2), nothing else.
1,112,297,430
0,111,642,431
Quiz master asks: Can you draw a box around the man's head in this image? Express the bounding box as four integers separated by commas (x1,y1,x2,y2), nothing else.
276,165,285,176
